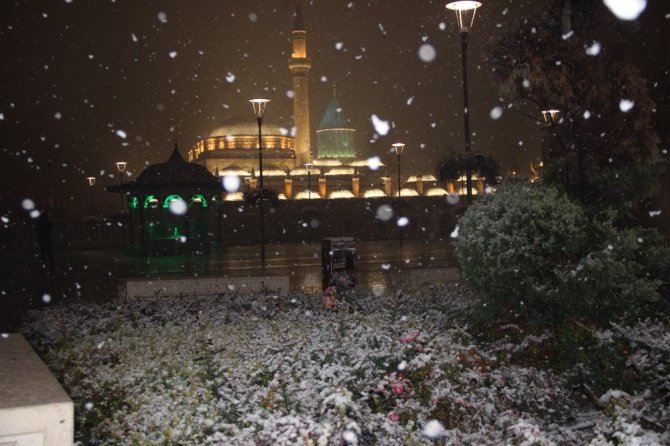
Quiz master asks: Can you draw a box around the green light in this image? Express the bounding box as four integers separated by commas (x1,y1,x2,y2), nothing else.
143,195,158,209
190,194,208,208
129,196,138,209
163,194,184,209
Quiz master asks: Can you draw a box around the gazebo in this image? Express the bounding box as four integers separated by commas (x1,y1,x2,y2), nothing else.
108,142,222,255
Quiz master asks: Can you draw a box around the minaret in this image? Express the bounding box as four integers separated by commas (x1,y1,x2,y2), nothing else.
289,3,312,165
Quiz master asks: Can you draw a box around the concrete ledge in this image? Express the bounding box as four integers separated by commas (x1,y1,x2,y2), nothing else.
120,275,291,299
406,267,461,285
0,334,73,446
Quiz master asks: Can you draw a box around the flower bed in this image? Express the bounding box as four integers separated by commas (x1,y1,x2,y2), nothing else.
21,284,669,445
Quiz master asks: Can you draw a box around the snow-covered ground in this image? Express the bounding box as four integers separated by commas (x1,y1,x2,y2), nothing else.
20,283,669,445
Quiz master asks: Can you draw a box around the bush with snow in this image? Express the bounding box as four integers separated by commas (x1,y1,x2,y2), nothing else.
455,180,669,326
20,284,670,445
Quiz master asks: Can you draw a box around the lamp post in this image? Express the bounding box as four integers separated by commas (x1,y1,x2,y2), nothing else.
446,1,481,205
250,98,270,269
392,143,405,197
115,161,127,210
305,162,313,199
392,143,405,247
86,176,96,216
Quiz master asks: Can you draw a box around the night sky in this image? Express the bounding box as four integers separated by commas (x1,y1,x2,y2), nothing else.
1,0,667,219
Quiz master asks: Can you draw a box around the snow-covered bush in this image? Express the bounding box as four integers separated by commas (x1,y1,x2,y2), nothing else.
19,285,670,445
455,180,590,324
455,180,669,326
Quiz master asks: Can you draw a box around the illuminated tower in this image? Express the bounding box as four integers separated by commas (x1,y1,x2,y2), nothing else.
288,3,312,165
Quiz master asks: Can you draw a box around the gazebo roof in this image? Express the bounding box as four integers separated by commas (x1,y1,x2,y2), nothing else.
108,142,221,193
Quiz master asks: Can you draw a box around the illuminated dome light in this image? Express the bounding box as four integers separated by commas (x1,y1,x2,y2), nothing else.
426,187,449,196
295,189,320,200
363,188,386,198
406,174,437,182
313,159,342,167
224,192,245,201
399,188,419,197
324,167,355,176
329,190,355,199
219,166,252,176
263,168,290,177
210,116,284,137
349,158,386,168
455,186,478,196
277,193,288,200
291,167,311,176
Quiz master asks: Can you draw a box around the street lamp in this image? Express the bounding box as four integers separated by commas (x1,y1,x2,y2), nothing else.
86,176,96,216
446,0,481,205
115,161,127,209
392,143,405,198
250,98,270,269
304,162,313,199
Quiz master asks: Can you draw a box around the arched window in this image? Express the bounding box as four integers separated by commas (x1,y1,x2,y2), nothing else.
190,194,208,207
143,195,159,209
163,194,185,209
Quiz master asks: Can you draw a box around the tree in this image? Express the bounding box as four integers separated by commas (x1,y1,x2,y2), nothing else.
436,152,500,186
488,0,665,219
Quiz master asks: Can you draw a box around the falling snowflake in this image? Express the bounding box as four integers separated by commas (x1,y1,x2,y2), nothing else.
490,106,503,120
450,225,459,239
157,11,168,23
367,156,382,171
418,43,436,62
21,199,35,211
115,129,127,139
603,0,647,21
169,51,177,58
222,175,240,193
370,114,390,136
335,42,344,50
619,99,634,112
168,198,187,216
225,72,236,83
585,41,601,56
376,204,393,221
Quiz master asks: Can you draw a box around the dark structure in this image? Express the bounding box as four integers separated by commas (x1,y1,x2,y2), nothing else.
107,142,222,255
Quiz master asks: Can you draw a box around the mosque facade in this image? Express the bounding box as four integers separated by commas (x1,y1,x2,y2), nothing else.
187,5,451,201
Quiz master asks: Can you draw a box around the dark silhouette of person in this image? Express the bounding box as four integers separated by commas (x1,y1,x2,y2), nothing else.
35,211,54,270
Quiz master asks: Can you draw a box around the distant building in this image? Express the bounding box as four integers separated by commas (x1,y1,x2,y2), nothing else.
187,4,446,200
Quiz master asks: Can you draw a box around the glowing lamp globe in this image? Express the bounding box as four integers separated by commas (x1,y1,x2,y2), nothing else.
446,1,482,31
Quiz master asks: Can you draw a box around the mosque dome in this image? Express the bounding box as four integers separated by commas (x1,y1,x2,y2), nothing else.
210,116,287,138
316,96,357,160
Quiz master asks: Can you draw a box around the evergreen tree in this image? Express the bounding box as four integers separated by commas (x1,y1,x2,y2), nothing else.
488,0,665,219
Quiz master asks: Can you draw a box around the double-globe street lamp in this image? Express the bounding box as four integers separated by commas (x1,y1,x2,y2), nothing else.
250,98,270,269
446,1,481,205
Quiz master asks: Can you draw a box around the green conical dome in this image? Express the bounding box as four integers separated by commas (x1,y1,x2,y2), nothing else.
316,96,357,160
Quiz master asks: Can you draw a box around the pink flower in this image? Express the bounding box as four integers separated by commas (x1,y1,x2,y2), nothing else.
391,381,404,395
399,330,420,343
387,412,400,422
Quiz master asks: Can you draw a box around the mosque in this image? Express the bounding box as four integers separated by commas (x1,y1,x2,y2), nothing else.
186,5,449,201
108,5,477,253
